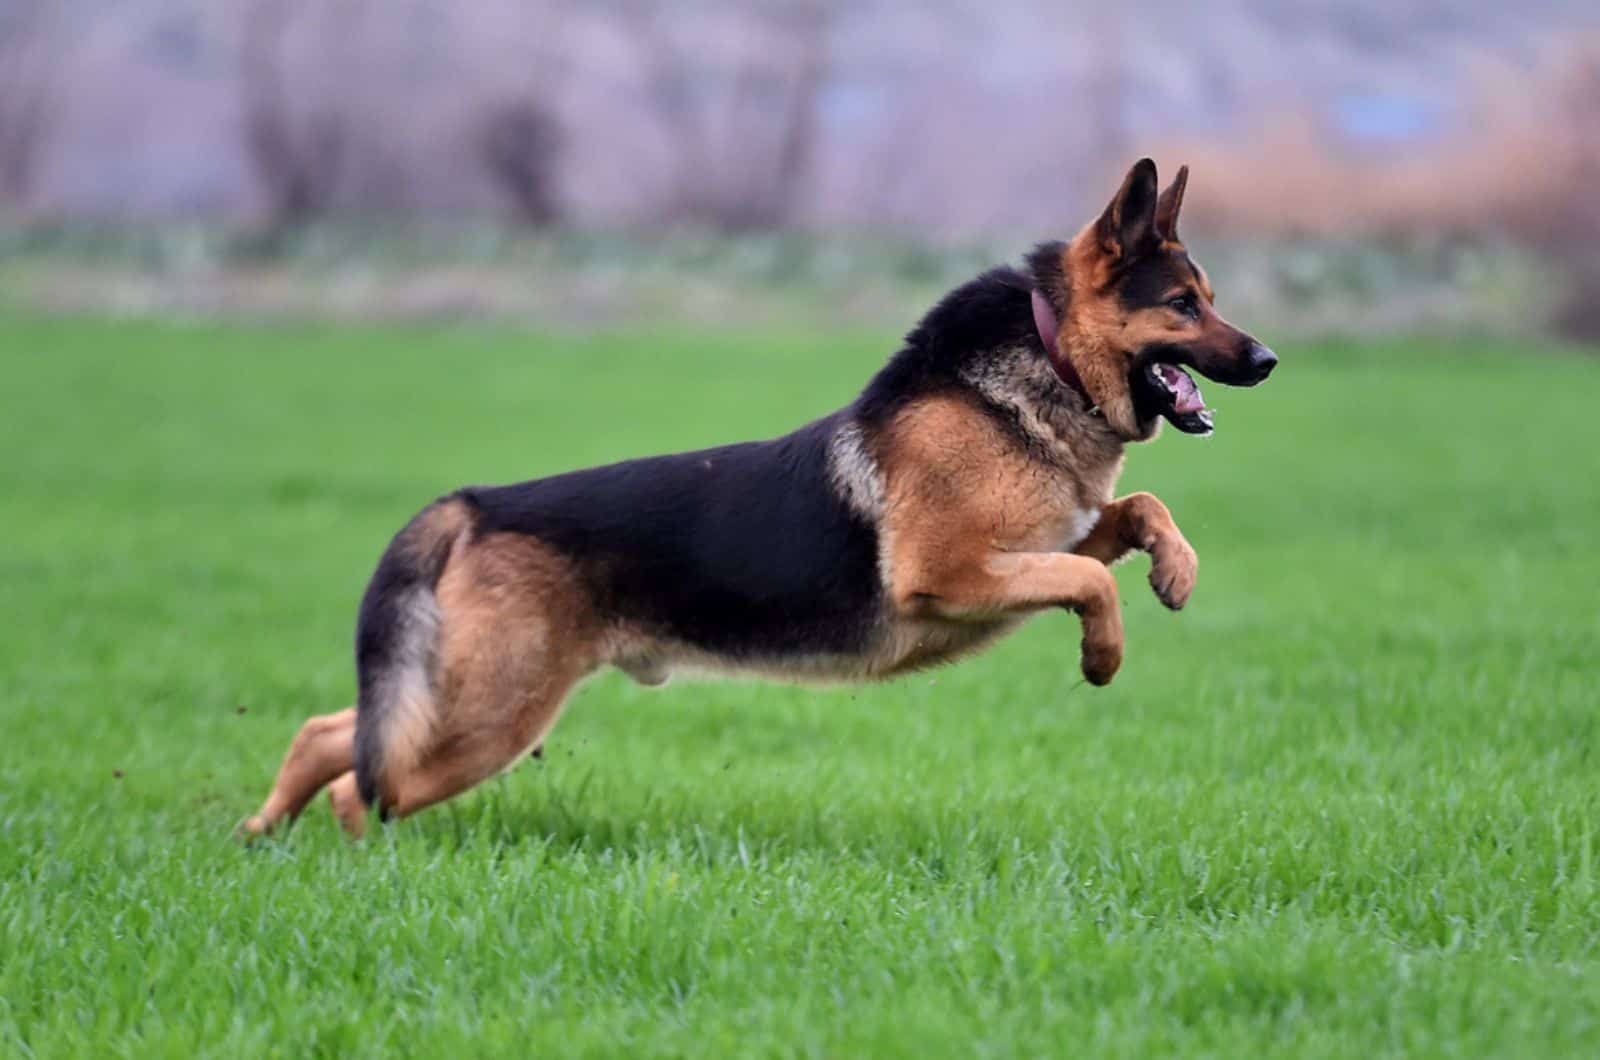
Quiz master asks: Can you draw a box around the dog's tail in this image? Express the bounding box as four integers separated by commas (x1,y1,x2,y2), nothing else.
352,495,472,808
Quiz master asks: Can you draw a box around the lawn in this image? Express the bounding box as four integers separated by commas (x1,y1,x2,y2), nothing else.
2,313,1598,1058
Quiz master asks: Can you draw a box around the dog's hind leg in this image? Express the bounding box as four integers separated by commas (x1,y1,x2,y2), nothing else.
363,532,599,825
326,770,367,837
371,659,584,824
240,706,355,838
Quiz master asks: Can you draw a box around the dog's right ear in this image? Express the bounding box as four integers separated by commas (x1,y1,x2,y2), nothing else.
1155,164,1189,242
1095,158,1160,262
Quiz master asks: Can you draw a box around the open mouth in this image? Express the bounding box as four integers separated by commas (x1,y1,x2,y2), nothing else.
1134,360,1213,435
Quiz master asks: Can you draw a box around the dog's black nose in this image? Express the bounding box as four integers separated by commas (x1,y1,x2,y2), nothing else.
1246,342,1278,381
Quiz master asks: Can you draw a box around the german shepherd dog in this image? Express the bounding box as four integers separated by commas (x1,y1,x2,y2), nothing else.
243,159,1276,838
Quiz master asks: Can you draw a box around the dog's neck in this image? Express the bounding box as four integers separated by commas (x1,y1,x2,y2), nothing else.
1029,288,1099,417
1030,229,1151,441
960,342,1125,474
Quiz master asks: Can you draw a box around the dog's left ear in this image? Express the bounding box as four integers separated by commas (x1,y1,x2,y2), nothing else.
1155,164,1189,242
1095,158,1161,261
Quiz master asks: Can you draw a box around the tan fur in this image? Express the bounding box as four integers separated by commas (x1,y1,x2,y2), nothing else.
403,499,472,562
1053,227,1242,441
244,531,606,839
606,636,920,685
869,393,1127,684
240,706,355,837
1058,233,1145,439
354,497,475,789
1192,260,1217,304
326,771,366,837
1074,491,1198,610
371,533,600,820
1155,164,1189,243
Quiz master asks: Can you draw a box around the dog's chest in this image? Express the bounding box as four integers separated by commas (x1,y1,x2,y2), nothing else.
1003,461,1116,554
994,419,1123,553
1060,505,1102,550
1016,496,1102,554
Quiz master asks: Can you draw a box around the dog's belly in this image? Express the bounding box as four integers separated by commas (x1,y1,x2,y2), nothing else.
1060,506,1102,550
871,615,1027,677
616,613,1027,686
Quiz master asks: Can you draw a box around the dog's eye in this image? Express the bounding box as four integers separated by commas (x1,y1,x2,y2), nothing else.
1167,294,1199,319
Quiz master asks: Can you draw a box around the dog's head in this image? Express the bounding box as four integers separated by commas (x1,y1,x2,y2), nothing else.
1031,158,1276,440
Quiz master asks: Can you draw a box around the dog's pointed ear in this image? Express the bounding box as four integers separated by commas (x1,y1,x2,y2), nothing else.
1155,164,1188,242
1096,158,1160,261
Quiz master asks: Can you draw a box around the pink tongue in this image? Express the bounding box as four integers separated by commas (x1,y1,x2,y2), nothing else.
1163,366,1206,413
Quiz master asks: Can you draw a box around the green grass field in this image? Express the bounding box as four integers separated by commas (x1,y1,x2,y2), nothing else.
3,314,1598,1057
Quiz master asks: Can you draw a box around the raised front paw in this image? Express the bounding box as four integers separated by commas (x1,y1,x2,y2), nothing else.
1149,536,1198,611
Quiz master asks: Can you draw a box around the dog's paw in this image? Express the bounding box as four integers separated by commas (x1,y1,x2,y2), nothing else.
1079,625,1123,686
1080,641,1121,686
236,814,271,842
327,775,368,839
1149,537,1198,611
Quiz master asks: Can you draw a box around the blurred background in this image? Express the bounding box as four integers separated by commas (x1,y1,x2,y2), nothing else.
11,6,1600,1051
1,0,1597,341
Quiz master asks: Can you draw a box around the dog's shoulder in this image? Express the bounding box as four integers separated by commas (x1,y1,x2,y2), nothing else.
848,256,1125,558
852,255,1116,474
853,264,1038,430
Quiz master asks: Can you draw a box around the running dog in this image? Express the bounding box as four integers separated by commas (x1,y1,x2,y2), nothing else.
243,158,1277,838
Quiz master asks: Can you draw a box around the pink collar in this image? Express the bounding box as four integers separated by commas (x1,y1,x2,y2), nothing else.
1031,288,1097,413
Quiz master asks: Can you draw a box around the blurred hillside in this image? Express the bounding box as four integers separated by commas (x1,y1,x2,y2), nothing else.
2,0,1597,339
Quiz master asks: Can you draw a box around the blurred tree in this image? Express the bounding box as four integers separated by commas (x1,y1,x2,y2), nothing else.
625,0,831,230
0,0,67,212
470,0,569,227
1551,41,1600,341
1083,1,1128,176
238,0,350,228
479,98,564,225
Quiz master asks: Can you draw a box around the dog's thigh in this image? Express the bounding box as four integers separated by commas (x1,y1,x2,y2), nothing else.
374,533,600,820
379,654,585,821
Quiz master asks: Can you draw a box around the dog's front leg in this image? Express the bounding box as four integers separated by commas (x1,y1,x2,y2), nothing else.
892,551,1124,685
1074,492,1198,611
